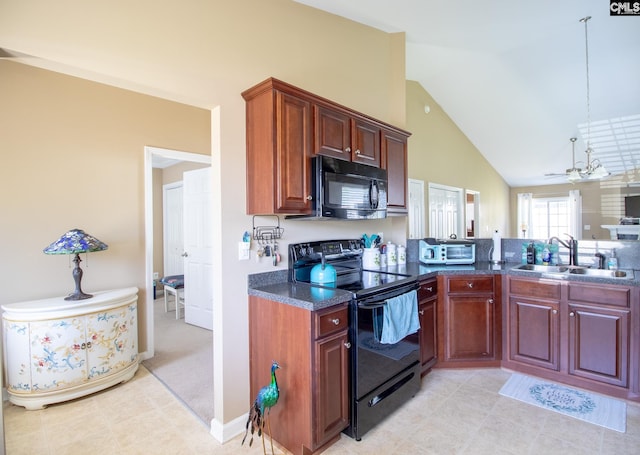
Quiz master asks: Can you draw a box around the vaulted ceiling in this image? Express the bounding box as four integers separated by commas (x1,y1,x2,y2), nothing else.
295,0,640,187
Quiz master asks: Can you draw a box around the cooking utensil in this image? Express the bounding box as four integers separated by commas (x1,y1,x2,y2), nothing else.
362,234,379,248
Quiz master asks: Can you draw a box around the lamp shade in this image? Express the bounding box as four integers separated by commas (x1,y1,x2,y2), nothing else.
589,165,609,180
567,169,582,183
43,229,108,255
43,229,108,300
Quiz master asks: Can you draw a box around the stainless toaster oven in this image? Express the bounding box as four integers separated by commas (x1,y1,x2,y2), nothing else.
419,238,476,265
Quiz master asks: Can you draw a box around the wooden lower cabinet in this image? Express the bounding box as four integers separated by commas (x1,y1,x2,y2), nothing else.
314,329,350,443
418,278,437,375
437,274,501,367
508,278,561,370
249,296,349,455
505,276,638,400
566,281,631,388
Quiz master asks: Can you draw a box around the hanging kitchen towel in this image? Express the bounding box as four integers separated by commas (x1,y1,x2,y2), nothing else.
380,290,419,344
373,306,383,340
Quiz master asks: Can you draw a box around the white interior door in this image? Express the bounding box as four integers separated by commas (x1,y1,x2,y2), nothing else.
408,179,425,239
183,167,213,330
429,183,463,239
163,182,184,276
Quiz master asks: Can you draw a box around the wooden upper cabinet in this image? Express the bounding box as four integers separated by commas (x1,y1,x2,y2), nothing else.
382,129,409,212
314,105,352,161
242,80,312,215
242,77,410,214
314,105,381,167
275,91,312,213
351,118,381,166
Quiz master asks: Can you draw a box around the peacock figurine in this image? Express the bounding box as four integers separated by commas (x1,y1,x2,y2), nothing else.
242,360,280,454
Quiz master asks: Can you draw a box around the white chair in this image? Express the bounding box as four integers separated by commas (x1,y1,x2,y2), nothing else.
161,275,185,320
164,286,185,319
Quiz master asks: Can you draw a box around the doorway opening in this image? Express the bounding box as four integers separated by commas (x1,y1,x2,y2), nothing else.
143,146,213,423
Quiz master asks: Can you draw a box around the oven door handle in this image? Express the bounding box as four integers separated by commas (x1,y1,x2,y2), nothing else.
357,283,419,308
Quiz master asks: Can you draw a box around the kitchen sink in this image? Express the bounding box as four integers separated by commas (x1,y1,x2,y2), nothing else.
512,264,635,280
514,264,569,273
568,268,634,279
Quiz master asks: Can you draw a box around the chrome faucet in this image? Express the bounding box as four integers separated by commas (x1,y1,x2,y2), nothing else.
594,252,606,269
548,234,579,266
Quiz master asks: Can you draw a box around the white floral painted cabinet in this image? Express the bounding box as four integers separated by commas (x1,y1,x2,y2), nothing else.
2,287,138,410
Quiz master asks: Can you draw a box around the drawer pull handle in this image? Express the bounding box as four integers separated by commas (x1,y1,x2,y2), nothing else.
344,342,351,349
331,318,340,325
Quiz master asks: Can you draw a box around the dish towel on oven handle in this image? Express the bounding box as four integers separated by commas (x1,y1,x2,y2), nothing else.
374,289,419,344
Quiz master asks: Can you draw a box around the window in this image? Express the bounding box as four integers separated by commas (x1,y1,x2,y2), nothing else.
531,197,570,239
517,190,581,240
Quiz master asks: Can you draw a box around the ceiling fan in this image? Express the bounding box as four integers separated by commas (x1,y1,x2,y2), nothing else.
545,137,609,182
545,17,610,184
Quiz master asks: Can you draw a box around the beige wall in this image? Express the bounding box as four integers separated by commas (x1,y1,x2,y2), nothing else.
0,0,509,432
406,81,511,237
0,59,210,309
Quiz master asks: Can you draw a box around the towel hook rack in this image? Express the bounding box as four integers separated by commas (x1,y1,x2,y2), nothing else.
252,215,284,244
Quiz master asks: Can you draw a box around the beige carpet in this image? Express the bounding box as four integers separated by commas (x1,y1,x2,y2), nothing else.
142,297,214,424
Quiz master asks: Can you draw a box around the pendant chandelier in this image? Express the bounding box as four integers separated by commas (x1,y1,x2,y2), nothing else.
568,16,608,183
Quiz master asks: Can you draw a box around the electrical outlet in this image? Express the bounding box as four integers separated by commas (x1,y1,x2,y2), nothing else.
153,272,159,280
238,242,251,260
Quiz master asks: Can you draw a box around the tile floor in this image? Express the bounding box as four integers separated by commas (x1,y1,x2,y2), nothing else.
3,366,639,454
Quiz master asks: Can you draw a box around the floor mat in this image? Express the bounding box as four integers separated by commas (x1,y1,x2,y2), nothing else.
499,373,626,432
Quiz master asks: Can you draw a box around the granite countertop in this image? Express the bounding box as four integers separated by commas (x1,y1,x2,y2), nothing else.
248,261,639,311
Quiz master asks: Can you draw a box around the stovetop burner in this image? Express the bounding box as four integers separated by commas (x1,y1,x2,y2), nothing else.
289,239,415,295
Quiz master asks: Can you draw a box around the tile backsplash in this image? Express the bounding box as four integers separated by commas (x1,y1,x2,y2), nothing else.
408,238,640,270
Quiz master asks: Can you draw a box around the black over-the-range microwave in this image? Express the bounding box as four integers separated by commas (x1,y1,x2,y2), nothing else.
286,156,388,220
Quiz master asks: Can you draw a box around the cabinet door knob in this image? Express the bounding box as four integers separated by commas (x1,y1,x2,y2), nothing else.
467,282,474,288
181,252,188,257
331,318,340,325
488,299,494,304
569,312,575,317
427,287,433,292
552,309,558,315
345,147,351,153
344,342,351,349
306,195,313,200
419,310,425,315
354,149,361,155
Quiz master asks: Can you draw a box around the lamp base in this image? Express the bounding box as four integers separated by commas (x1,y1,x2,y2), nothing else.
65,291,93,301
66,253,93,301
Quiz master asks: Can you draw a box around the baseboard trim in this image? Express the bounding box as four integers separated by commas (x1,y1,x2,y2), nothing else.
210,413,247,444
